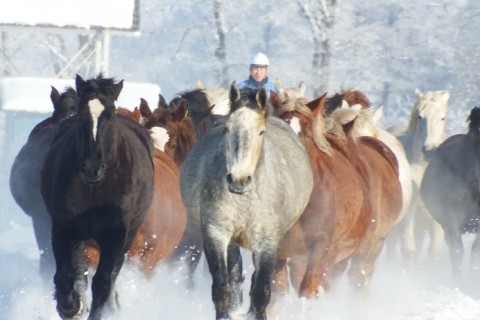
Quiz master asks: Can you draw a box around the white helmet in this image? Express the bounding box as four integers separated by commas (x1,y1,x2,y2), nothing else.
250,52,269,67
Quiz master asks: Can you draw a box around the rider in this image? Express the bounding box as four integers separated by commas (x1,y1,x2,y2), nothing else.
237,52,277,94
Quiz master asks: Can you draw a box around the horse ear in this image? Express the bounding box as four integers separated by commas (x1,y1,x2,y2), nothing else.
270,90,282,110
75,74,86,92
229,81,240,102
128,107,141,123
158,94,168,109
172,99,188,121
50,86,61,110
415,88,423,99
307,93,327,117
139,98,152,118
372,105,384,125
196,80,204,89
113,80,124,101
256,87,268,111
275,83,286,100
439,91,450,103
274,78,283,92
298,81,306,96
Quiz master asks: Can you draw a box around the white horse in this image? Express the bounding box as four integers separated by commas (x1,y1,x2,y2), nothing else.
390,89,449,265
336,102,415,266
275,79,306,100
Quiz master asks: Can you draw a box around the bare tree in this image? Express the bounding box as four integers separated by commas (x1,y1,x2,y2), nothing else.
213,0,229,87
297,0,337,96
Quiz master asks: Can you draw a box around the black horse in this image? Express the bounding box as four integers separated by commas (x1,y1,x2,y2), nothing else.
9,86,78,276
41,74,154,319
421,106,480,276
169,88,217,137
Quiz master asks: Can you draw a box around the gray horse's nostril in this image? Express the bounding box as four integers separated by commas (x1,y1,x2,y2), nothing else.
226,173,233,184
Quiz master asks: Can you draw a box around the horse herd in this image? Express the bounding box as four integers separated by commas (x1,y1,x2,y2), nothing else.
8,74,480,320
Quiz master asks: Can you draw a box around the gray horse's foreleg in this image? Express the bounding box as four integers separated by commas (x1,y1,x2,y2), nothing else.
248,245,279,320
470,234,480,272
445,228,464,278
227,245,244,313
203,234,231,320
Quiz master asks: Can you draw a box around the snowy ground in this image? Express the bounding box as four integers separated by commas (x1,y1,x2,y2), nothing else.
1,214,480,320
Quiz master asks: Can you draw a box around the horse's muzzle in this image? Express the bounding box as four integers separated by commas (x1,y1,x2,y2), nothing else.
226,174,252,194
79,162,107,184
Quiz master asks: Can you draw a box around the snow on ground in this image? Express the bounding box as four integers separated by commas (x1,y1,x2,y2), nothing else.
1,216,480,320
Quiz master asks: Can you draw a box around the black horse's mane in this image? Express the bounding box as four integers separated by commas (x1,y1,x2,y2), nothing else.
231,88,261,113
76,75,122,109
171,89,212,122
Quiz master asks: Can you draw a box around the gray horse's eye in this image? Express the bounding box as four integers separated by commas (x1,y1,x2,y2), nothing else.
259,130,266,136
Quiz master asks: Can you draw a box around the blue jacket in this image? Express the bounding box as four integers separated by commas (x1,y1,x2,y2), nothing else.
237,76,277,94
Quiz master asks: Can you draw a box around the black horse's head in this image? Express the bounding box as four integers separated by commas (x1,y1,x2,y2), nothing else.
467,107,480,139
170,89,214,137
50,86,79,123
74,74,124,184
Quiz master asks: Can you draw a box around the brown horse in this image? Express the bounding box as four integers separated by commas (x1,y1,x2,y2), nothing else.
327,106,403,295
84,106,187,278
270,92,370,298
140,97,197,168
140,97,204,287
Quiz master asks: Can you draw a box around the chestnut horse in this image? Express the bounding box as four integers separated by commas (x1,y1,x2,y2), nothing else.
41,75,154,320
270,92,370,298
329,95,415,267
326,90,416,267
9,86,78,277
327,106,403,295
84,106,187,279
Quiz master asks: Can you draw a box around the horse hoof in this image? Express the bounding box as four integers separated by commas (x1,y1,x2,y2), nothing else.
56,291,86,320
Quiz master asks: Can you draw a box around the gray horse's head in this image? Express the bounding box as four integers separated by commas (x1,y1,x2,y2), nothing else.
224,83,268,194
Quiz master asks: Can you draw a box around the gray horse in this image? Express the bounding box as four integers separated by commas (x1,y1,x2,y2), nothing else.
180,84,313,320
421,106,480,277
